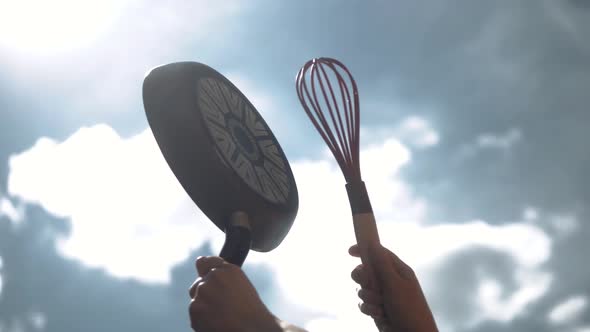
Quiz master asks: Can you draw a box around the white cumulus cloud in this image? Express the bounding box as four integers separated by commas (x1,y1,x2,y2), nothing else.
8,124,220,282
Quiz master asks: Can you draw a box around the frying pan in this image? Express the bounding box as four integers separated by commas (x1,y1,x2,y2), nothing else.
142,61,298,266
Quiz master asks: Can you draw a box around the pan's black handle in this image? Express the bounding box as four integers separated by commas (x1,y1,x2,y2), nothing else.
219,224,251,267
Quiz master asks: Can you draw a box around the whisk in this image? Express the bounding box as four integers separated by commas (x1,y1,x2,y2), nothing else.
295,57,381,289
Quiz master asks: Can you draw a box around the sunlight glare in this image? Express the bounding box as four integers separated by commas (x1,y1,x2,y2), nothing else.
0,0,127,54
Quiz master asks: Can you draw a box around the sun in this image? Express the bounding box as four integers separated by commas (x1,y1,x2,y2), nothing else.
0,0,127,55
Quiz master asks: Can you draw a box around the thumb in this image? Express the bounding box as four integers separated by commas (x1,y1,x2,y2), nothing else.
368,243,397,287
196,256,226,277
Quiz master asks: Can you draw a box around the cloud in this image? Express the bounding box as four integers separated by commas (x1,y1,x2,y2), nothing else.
0,0,246,194
0,197,20,224
7,124,556,330
476,128,522,150
395,116,441,149
8,125,220,282
0,204,207,332
476,271,551,323
549,295,588,325
359,115,440,154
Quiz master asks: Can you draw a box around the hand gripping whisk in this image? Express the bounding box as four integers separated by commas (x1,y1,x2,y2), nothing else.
295,58,381,290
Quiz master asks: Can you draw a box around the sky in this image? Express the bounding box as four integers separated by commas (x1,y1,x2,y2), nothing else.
0,0,589,331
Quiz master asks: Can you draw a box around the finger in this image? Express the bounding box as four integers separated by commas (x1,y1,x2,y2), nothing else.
350,264,369,287
374,317,391,332
348,244,360,257
358,302,383,317
194,277,214,300
189,297,205,314
195,256,226,277
188,298,207,328
368,243,402,287
188,277,204,299
378,246,416,281
194,256,204,271
388,252,416,281
358,288,382,304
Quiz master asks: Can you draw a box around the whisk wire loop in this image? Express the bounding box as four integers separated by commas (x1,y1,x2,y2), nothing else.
303,64,346,169
295,57,362,183
316,62,352,169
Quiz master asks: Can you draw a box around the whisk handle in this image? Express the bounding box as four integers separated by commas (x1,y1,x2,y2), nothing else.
346,180,381,275
351,211,381,261
347,181,383,329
